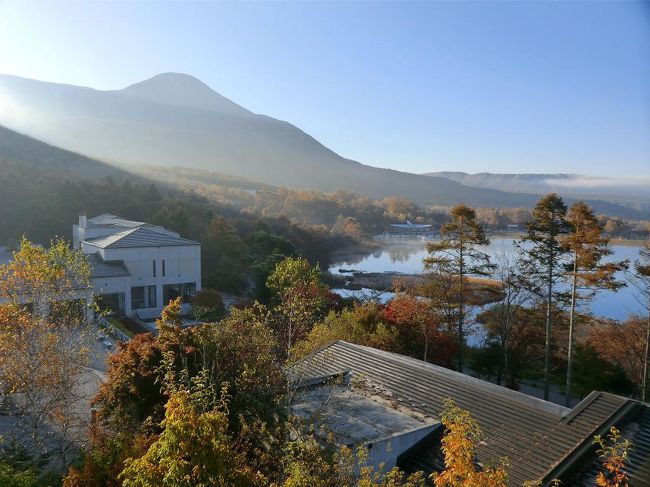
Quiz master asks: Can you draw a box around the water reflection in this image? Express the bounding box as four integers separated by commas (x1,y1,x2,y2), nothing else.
330,237,646,321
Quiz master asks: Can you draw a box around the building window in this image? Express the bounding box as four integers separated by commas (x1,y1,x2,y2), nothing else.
97,292,125,316
153,260,157,277
131,285,157,309
162,259,166,277
163,282,197,304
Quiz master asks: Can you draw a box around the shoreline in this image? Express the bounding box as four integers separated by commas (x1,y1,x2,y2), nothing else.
325,271,504,306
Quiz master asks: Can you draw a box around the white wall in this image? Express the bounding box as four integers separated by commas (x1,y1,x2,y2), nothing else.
85,244,201,316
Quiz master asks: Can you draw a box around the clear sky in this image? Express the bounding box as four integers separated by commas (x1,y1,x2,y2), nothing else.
0,0,648,177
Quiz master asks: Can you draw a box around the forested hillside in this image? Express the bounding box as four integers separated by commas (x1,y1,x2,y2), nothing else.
0,125,358,294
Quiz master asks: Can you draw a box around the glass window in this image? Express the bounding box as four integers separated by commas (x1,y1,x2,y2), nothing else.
131,286,144,309
147,285,157,308
153,260,156,277
97,292,125,316
162,259,166,277
163,282,197,304
131,285,157,309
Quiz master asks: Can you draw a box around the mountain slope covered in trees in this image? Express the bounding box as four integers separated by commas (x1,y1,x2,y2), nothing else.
0,73,545,209
0,124,362,296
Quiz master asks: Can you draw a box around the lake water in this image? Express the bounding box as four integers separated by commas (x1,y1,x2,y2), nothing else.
329,237,646,321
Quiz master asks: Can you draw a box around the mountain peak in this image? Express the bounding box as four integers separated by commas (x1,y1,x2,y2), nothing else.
118,72,251,116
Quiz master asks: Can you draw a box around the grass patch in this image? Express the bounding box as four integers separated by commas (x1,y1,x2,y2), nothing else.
107,316,134,339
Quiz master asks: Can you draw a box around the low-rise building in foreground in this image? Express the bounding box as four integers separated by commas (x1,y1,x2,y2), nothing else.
291,341,650,486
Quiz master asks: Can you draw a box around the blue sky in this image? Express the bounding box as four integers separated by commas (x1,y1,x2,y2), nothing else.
0,0,648,177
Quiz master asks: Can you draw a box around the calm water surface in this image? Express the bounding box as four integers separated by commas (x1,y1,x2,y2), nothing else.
330,237,646,321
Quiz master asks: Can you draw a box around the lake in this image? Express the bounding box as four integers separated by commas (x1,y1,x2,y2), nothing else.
329,237,646,321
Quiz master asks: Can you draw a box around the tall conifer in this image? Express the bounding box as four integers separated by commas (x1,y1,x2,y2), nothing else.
424,204,492,372
563,202,627,405
516,194,570,400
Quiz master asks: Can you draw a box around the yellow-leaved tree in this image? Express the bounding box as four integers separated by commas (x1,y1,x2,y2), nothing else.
120,366,266,487
432,399,508,487
281,435,425,487
0,237,95,469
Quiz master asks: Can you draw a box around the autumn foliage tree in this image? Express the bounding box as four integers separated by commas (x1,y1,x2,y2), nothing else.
593,427,631,487
289,302,399,362
562,202,627,405
267,257,331,357
383,293,456,366
477,304,546,389
282,436,425,487
70,299,287,485
432,399,508,487
588,317,647,398
628,240,650,401
0,238,95,469
119,370,265,487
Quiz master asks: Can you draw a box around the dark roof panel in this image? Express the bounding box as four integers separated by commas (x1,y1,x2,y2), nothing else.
292,341,635,486
87,252,130,278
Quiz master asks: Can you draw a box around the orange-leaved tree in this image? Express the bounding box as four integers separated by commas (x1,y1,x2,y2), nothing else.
432,399,508,487
593,426,632,487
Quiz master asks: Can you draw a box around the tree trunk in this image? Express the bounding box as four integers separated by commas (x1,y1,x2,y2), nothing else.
641,306,650,402
458,248,464,373
503,304,510,389
287,314,293,356
423,331,429,363
544,251,554,401
566,252,578,406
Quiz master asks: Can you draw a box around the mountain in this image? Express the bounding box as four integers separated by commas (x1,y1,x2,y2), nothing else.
0,73,544,209
0,124,139,243
0,124,128,178
425,172,650,214
0,73,645,217
116,73,252,116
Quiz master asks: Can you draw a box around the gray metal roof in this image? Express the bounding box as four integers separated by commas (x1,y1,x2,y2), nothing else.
86,253,130,278
84,227,199,249
292,341,638,486
564,401,650,487
86,213,147,228
293,384,438,445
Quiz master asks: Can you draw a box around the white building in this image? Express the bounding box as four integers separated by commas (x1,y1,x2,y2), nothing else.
74,214,201,318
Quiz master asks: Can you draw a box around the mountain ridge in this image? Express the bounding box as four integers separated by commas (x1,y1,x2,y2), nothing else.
0,73,645,217
425,171,650,202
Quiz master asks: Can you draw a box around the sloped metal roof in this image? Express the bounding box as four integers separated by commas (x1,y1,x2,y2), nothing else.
86,213,147,228
292,341,636,486
564,400,650,487
84,227,199,249
86,252,130,278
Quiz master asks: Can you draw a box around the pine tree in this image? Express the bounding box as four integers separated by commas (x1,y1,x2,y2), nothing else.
424,204,492,372
516,194,571,400
563,202,627,405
